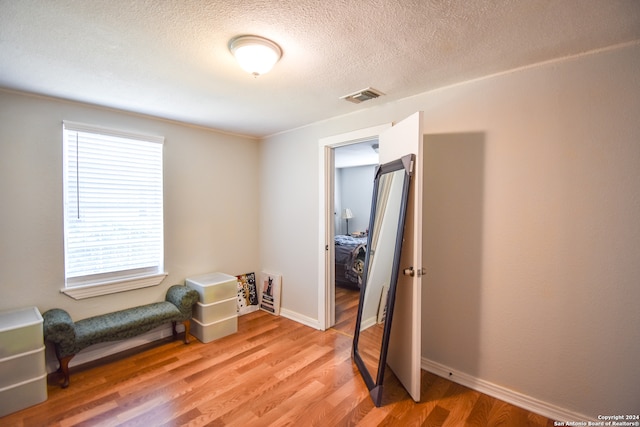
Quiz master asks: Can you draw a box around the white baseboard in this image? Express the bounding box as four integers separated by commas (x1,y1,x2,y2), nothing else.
279,308,322,330
421,357,594,423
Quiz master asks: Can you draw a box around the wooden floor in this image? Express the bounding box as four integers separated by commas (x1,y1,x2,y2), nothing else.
333,285,360,336
2,301,555,426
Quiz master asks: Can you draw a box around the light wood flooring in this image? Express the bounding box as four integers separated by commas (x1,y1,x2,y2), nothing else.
1,294,555,426
333,285,361,336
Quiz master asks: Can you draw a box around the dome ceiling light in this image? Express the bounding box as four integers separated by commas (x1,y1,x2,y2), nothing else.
229,35,282,77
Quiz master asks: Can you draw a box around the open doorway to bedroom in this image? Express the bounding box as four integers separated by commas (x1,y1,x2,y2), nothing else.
318,123,389,332
331,141,379,336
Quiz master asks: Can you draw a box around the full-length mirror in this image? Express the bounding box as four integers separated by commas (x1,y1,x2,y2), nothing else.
352,154,414,407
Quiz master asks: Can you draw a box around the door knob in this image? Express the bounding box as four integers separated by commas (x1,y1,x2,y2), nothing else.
403,267,426,277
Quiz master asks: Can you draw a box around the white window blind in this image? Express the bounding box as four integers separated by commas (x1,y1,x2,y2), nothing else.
62,121,165,293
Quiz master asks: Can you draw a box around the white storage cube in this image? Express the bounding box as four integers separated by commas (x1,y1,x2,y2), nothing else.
0,307,43,358
194,297,237,324
186,272,237,304
191,315,237,343
0,347,46,389
0,307,47,416
0,374,47,417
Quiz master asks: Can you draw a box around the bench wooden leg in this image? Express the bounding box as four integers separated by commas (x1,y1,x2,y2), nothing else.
172,320,191,344
183,319,191,344
58,355,74,389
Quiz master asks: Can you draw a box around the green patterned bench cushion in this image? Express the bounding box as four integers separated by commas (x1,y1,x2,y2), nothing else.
73,301,181,353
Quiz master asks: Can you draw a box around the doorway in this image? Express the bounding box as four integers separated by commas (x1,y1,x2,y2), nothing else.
332,143,378,335
317,123,391,332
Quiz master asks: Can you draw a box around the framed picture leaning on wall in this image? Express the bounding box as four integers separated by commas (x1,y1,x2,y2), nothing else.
259,272,281,315
236,272,259,315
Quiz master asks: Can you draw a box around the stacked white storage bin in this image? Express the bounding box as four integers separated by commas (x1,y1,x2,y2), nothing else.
186,272,238,343
0,307,47,417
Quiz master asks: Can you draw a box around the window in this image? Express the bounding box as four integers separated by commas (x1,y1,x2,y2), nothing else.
62,121,166,299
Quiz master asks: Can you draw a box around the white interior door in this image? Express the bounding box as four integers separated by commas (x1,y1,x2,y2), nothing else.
378,111,423,402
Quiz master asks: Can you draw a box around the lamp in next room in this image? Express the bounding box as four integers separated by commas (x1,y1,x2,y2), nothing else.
342,208,354,235
229,35,282,77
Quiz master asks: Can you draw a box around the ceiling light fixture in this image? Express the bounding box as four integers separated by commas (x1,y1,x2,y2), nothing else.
229,35,282,77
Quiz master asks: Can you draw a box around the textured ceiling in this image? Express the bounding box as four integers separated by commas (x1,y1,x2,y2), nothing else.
1,1,639,138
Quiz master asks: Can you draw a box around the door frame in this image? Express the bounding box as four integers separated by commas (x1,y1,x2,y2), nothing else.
317,123,391,331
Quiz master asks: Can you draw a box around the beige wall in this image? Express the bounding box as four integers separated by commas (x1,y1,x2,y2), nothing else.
0,91,260,319
260,43,640,417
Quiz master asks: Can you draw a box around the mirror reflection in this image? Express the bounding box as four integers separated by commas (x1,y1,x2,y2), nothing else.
352,154,414,407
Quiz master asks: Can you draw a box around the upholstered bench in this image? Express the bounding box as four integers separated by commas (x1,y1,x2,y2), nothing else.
43,284,199,388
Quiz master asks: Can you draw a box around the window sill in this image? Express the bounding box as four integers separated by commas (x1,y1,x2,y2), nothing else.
61,272,168,300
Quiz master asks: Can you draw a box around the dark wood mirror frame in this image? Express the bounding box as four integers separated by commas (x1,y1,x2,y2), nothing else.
352,153,414,407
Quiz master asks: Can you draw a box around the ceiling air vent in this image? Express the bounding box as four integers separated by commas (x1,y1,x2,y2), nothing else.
340,87,385,104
